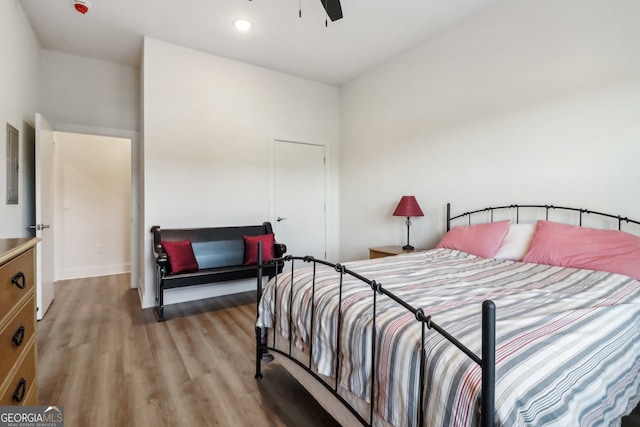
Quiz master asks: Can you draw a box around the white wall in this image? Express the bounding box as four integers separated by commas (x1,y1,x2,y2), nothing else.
0,0,40,238
142,38,340,308
40,50,140,131
53,132,131,280
339,0,640,261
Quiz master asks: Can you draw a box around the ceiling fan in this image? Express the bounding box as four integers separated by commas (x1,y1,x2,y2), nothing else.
321,0,343,22
249,0,343,22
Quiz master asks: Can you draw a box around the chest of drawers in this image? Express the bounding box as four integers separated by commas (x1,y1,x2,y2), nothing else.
0,238,39,406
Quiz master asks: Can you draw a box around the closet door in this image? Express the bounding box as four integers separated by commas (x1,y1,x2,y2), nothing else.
273,140,326,259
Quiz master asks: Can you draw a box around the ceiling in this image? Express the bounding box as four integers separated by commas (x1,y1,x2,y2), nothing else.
19,0,500,86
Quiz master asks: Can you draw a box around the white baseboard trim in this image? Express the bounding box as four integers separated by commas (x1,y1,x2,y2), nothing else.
56,264,131,281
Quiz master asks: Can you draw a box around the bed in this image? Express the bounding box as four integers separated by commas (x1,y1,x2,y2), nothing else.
255,203,640,426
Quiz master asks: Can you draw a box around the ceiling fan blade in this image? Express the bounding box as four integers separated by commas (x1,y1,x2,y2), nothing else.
319,0,343,21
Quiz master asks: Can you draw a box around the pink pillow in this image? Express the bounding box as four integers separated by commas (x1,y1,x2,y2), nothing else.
243,233,275,265
523,220,640,280
161,240,199,274
436,220,510,258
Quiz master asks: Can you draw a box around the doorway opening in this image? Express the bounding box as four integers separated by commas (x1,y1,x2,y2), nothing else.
53,132,132,281
26,115,139,319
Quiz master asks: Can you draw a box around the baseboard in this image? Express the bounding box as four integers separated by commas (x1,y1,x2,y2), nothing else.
55,264,131,281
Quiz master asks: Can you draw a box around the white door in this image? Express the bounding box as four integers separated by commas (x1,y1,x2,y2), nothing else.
274,140,326,258
34,114,55,319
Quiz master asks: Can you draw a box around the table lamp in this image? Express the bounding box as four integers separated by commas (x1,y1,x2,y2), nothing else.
392,196,424,250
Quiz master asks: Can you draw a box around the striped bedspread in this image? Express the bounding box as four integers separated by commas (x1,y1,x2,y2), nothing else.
257,249,640,426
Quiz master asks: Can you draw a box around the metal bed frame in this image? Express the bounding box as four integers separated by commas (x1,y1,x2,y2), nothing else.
447,203,640,231
254,202,640,426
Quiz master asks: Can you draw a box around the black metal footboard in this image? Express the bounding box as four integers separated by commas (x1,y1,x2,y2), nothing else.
254,243,496,427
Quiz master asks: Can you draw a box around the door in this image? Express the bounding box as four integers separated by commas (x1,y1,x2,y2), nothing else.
274,140,326,258
34,114,55,319
23,122,36,238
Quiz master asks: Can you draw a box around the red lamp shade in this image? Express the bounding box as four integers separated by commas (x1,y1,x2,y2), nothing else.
393,196,424,251
393,196,424,217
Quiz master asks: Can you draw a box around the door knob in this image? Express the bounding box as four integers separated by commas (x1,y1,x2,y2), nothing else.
276,217,287,222
28,224,51,230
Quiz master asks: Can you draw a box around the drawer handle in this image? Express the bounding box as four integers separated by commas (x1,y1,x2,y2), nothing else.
12,378,26,403
11,272,26,289
12,325,26,347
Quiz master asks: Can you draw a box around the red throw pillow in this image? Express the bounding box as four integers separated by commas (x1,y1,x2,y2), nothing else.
243,234,275,265
161,240,199,274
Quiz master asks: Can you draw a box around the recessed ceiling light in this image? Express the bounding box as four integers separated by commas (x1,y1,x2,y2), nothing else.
233,19,252,32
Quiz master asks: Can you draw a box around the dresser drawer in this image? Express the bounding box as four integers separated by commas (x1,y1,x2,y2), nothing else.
0,249,35,320
0,295,36,381
0,343,36,406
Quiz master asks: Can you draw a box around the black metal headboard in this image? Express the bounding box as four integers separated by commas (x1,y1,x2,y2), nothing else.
446,203,640,232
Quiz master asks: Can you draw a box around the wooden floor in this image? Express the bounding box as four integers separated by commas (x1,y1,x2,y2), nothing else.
37,274,340,427
37,274,640,427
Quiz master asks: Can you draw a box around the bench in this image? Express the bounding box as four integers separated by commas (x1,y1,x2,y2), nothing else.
151,222,286,321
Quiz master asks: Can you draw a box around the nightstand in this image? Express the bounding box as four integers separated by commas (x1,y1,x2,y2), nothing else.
369,246,426,259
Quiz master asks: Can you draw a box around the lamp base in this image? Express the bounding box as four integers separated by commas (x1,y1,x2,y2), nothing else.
402,244,415,251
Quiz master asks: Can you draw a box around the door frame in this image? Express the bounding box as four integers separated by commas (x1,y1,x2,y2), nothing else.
268,134,338,261
49,122,141,295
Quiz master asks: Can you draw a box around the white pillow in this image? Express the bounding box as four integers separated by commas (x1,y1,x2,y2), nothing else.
494,223,536,261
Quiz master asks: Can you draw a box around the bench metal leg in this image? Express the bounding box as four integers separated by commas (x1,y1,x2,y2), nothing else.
155,266,166,322
154,306,165,322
